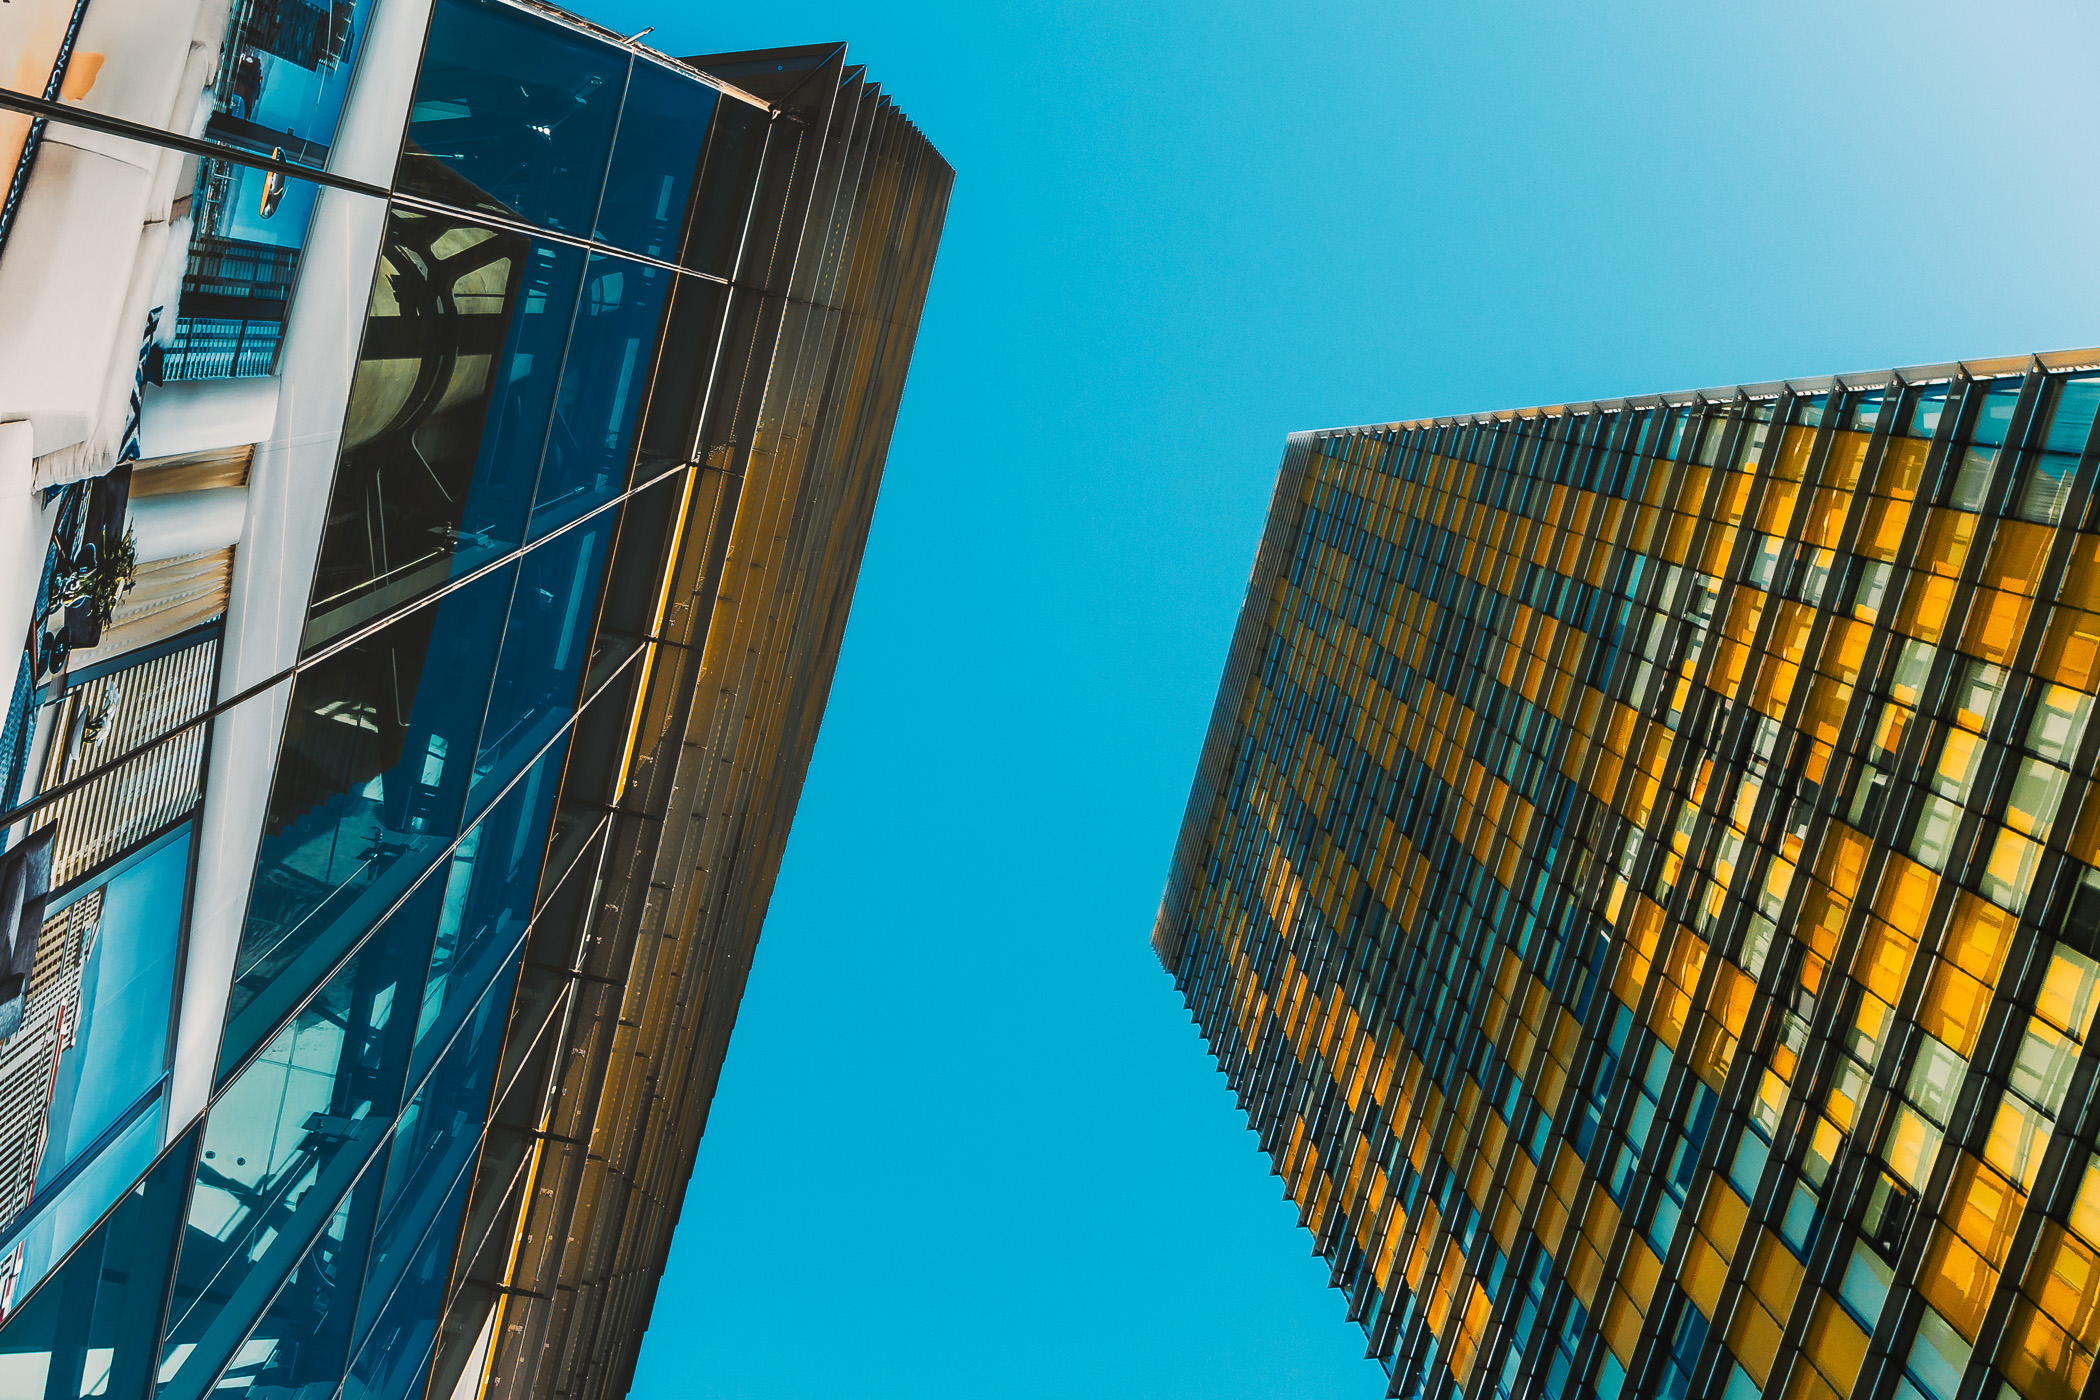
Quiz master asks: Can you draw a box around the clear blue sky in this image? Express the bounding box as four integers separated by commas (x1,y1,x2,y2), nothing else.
561,3,2100,1396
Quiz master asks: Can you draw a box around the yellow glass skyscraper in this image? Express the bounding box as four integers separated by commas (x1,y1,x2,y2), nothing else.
1157,351,2100,1400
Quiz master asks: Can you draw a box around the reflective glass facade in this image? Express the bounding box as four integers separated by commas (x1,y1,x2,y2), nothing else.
0,6,947,1399
1158,351,2100,1400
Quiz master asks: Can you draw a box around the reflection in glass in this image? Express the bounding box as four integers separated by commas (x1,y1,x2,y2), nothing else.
471,520,607,813
206,1172,380,1400
415,739,565,1086
0,823,185,1257
396,0,628,236
0,1129,191,1400
530,253,669,537
0,1101,163,1321
593,59,717,260
164,164,321,381
37,827,187,1185
170,0,381,379
382,946,519,1241
234,563,511,1053
161,900,433,1397
307,208,582,648
343,1165,470,1400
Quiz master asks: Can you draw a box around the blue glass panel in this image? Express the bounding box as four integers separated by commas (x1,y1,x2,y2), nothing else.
230,563,514,1076
397,0,628,236
204,1160,386,1400
207,0,376,162
462,240,590,561
412,740,565,1085
529,253,669,537
222,832,449,1086
163,899,435,1394
593,59,717,261
306,210,581,649
468,517,609,814
175,0,380,380
382,945,519,1227
0,1129,192,1400
39,827,188,1183
0,1099,162,1317
345,1140,472,1386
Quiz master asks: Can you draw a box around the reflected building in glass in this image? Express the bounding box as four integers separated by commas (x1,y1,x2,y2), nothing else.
1157,353,2100,1400
0,2,948,1396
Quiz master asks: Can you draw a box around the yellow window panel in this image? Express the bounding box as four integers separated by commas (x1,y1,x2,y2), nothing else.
1921,508,1980,577
1683,1234,1726,1317
1701,523,1739,577
1981,827,2044,914
1538,1193,1570,1256
1450,1283,1493,1383
1688,1016,1736,1094
1918,958,1992,1058
1784,1363,1841,1400
1875,855,1937,937
2066,1160,2100,1252
1857,495,1911,559
1963,586,2034,666
1898,571,1957,643
1857,918,1918,1004
1708,961,1757,1036
1492,1190,1522,1255
1775,425,1816,480
1816,823,1872,899
1998,1300,2090,1400
1758,479,1800,533
1623,1237,1663,1311
1826,1057,1868,1133
1800,487,1850,549
1754,657,1800,716
1664,511,1698,564
1600,1286,1642,1366
1581,1191,1621,1256
1935,725,1981,797
1985,518,2055,597
1920,1225,1997,1342
1824,432,1870,490
2062,532,2100,611
1878,437,1929,498
1675,466,1714,514
1751,1067,1788,1136
1945,893,2016,983
1728,1297,1783,1387
2025,1223,2100,1354
1824,618,1872,684
1746,1228,1806,1319
1947,1153,2026,1268
1803,1294,1870,1396
1851,990,1894,1062
1567,1237,1605,1308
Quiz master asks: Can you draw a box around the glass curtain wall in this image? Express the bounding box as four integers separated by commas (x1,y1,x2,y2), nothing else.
0,1,764,1395
1158,358,2100,1400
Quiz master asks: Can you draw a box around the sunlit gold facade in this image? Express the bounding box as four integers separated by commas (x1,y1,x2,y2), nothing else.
1158,351,2100,1400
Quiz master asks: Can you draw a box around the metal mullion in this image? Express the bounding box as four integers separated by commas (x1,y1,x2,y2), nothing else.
1715,378,1990,1396
1935,390,2100,1399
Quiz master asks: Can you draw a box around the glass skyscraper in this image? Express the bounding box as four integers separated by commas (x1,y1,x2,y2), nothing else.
1157,352,2100,1400
0,2,947,1397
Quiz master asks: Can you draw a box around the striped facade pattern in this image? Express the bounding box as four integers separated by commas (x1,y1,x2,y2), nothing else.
1157,351,2100,1400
